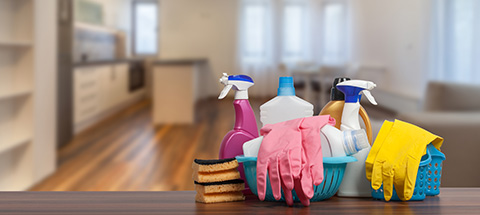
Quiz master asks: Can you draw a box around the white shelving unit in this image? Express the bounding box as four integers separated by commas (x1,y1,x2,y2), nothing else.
0,89,32,102
0,0,34,191
0,0,56,191
0,40,32,48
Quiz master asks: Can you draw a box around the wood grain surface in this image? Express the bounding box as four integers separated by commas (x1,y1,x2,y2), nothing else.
1,189,480,214
31,98,267,191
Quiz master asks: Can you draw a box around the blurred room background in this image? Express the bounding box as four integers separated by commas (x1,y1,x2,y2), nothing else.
0,0,478,191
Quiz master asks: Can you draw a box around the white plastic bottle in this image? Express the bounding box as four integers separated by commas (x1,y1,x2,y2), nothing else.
260,77,313,127
320,125,370,157
335,80,377,197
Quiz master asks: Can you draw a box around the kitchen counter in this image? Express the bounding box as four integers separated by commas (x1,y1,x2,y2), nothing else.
74,59,141,67
1,188,479,214
152,58,208,124
154,58,207,65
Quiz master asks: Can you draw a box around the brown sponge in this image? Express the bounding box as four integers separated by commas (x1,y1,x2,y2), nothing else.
195,191,245,203
192,158,239,173
193,169,240,183
192,158,245,203
195,179,245,194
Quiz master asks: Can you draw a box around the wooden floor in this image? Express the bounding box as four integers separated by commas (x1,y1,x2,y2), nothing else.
31,98,268,191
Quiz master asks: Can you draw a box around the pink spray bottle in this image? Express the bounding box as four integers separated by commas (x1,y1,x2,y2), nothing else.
218,73,259,192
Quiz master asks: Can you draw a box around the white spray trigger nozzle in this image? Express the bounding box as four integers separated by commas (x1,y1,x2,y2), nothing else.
219,85,232,99
362,90,377,105
219,73,232,99
218,73,254,100
219,73,229,85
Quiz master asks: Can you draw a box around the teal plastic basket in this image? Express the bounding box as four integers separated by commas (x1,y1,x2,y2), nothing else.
236,156,357,202
371,147,432,201
426,144,446,196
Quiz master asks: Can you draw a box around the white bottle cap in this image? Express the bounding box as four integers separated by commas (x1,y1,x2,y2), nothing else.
343,129,370,155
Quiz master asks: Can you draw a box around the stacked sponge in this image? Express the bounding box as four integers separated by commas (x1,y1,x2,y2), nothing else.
193,158,245,203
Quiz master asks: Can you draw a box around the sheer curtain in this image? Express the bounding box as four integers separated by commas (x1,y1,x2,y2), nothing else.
236,0,349,97
431,0,480,84
237,0,276,97
321,0,348,65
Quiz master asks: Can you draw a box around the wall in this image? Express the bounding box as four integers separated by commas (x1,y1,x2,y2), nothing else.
75,0,133,57
33,0,57,186
349,0,431,102
158,0,434,101
158,0,239,98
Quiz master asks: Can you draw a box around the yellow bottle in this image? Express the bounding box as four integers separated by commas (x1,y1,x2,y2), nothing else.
319,77,373,144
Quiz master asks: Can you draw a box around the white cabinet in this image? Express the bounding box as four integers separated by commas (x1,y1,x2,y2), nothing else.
97,63,129,112
74,66,101,124
74,62,140,133
112,63,129,105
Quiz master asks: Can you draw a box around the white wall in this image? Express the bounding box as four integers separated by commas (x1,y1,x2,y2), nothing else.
349,0,431,100
158,0,239,98
33,0,57,185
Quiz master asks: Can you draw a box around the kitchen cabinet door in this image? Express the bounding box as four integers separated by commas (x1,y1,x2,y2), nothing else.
96,63,129,113
74,66,100,124
112,63,129,106
96,65,115,112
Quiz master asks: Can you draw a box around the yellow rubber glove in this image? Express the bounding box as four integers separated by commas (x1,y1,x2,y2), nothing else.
365,120,443,201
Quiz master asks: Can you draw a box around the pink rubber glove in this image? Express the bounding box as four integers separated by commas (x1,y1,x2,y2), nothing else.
296,115,336,206
257,116,334,206
257,118,304,205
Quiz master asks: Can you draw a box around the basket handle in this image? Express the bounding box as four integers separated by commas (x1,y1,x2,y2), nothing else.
419,147,432,166
236,156,257,163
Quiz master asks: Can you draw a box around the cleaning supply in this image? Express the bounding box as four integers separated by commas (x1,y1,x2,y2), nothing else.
242,126,369,158
192,158,239,173
319,77,374,143
365,120,443,201
242,136,264,157
256,116,334,206
237,155,357,203
218,73,259,191
297,115,336,206
335,80,377,197
260,77,313,127
425,144,446,196
320,125,370,157
256,118,305,205
371,149,431,201
195,179,245,195
193,158,245,203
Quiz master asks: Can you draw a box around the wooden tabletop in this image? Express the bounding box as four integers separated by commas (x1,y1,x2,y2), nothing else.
1,188,479,214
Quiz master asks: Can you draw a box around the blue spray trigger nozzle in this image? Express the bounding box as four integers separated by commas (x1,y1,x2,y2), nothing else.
336,86,364,103
336,80,377,105
219,73,254,100
228,75,254,83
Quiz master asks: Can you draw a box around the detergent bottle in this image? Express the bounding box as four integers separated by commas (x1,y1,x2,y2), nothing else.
218,73,259,191
335,80,377,197
260,77,313,127
319,77,374,144
320,126,370,157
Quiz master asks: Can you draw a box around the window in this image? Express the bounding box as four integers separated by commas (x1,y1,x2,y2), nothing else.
321,0,347,65
239,0,349,65
431,0,480,83
132,0,158,56
282,1,308,62
241,1,268,62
